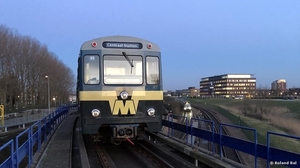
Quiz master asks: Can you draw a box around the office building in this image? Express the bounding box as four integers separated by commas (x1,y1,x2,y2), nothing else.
200,74,256,98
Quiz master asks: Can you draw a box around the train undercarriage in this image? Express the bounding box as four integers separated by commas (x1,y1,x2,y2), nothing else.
91,124,148,145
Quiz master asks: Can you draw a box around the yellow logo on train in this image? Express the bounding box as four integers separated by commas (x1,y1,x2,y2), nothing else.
112,100,136,115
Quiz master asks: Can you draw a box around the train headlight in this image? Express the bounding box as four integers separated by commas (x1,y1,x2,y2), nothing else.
147,108,155,117
91,109,100,117
184,105,192,111
120,91,129,100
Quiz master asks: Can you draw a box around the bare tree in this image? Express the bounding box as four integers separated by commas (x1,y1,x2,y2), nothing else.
0,24,75,111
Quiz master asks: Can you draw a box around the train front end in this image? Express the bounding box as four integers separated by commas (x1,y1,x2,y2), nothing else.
77,36,163,143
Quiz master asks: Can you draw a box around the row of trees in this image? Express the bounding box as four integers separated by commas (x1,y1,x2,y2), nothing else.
0,25,75,111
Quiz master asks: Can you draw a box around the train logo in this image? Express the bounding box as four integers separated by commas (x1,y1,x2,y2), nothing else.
112,100,136,115
109,91,162,115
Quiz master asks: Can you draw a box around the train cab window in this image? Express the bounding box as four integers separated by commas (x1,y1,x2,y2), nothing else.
84,55,100,84
103,55,143,84
146,56,160,84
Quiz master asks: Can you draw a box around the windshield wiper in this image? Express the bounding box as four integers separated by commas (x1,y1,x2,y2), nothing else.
122,52,134,68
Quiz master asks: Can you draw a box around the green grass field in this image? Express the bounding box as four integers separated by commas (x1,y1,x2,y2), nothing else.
187,98,300,153
188,98,300,118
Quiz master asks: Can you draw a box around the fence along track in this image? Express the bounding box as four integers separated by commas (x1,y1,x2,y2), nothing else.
195,105,243,164
163,98,242,165
194,108,217,154
164,99,217,153
164,99,215,152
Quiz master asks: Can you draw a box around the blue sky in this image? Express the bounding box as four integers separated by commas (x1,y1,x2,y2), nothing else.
1,0,299,90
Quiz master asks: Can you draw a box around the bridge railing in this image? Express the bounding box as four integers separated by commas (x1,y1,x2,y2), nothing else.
162,114,300,168
220,123,257,168
190,118,215,154
0,104,77,168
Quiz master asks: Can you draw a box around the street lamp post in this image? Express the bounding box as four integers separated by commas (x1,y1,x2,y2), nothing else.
53,97,56,107
45,76,50,115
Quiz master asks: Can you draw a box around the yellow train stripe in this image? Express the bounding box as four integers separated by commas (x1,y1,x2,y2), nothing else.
79,91,117,100
79,91,163,115
79,91,163,100
79,91,117,111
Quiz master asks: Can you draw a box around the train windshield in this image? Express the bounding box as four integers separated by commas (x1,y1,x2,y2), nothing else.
103,55,143,84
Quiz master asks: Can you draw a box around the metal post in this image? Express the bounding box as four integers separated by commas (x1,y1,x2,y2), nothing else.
48,78,50,114
45,76,50,115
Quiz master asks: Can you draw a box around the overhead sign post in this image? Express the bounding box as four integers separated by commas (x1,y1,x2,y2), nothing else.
0,105,4,127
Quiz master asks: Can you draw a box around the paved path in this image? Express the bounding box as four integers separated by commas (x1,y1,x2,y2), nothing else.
34,115,77,168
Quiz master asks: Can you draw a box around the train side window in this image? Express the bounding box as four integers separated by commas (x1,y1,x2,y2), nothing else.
146,56,160,84
84,55,100,84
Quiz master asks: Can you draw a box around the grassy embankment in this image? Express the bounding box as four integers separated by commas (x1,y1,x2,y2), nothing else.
187,98,300,154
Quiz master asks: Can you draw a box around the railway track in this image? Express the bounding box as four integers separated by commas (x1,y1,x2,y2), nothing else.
82,134,197,168
73,98,241,168
70,104,196,168
193,105,243,165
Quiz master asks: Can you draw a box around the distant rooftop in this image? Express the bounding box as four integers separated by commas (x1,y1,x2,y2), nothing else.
276,79,286,83
201,74,255,81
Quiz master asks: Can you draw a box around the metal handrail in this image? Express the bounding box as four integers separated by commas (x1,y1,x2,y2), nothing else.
162,116,300,168
0,105,77,168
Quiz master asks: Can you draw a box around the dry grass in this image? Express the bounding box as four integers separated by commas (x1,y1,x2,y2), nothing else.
188,98,300,153
264,113,300,136
218,105,241,115
219,104,300,153
220,105,300,136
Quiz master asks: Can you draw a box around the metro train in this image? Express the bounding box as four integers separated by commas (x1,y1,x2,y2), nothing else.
183,101,192,112
173,98,193,119
76,36,163,144
175,98,192,112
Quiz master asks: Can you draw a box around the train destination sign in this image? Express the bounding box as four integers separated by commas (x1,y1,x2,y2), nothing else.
102,42,143,49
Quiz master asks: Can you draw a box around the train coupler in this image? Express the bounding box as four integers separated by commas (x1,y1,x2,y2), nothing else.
110,124,138,139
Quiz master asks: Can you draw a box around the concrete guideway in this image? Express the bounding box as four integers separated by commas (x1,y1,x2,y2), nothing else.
32,114,78,168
